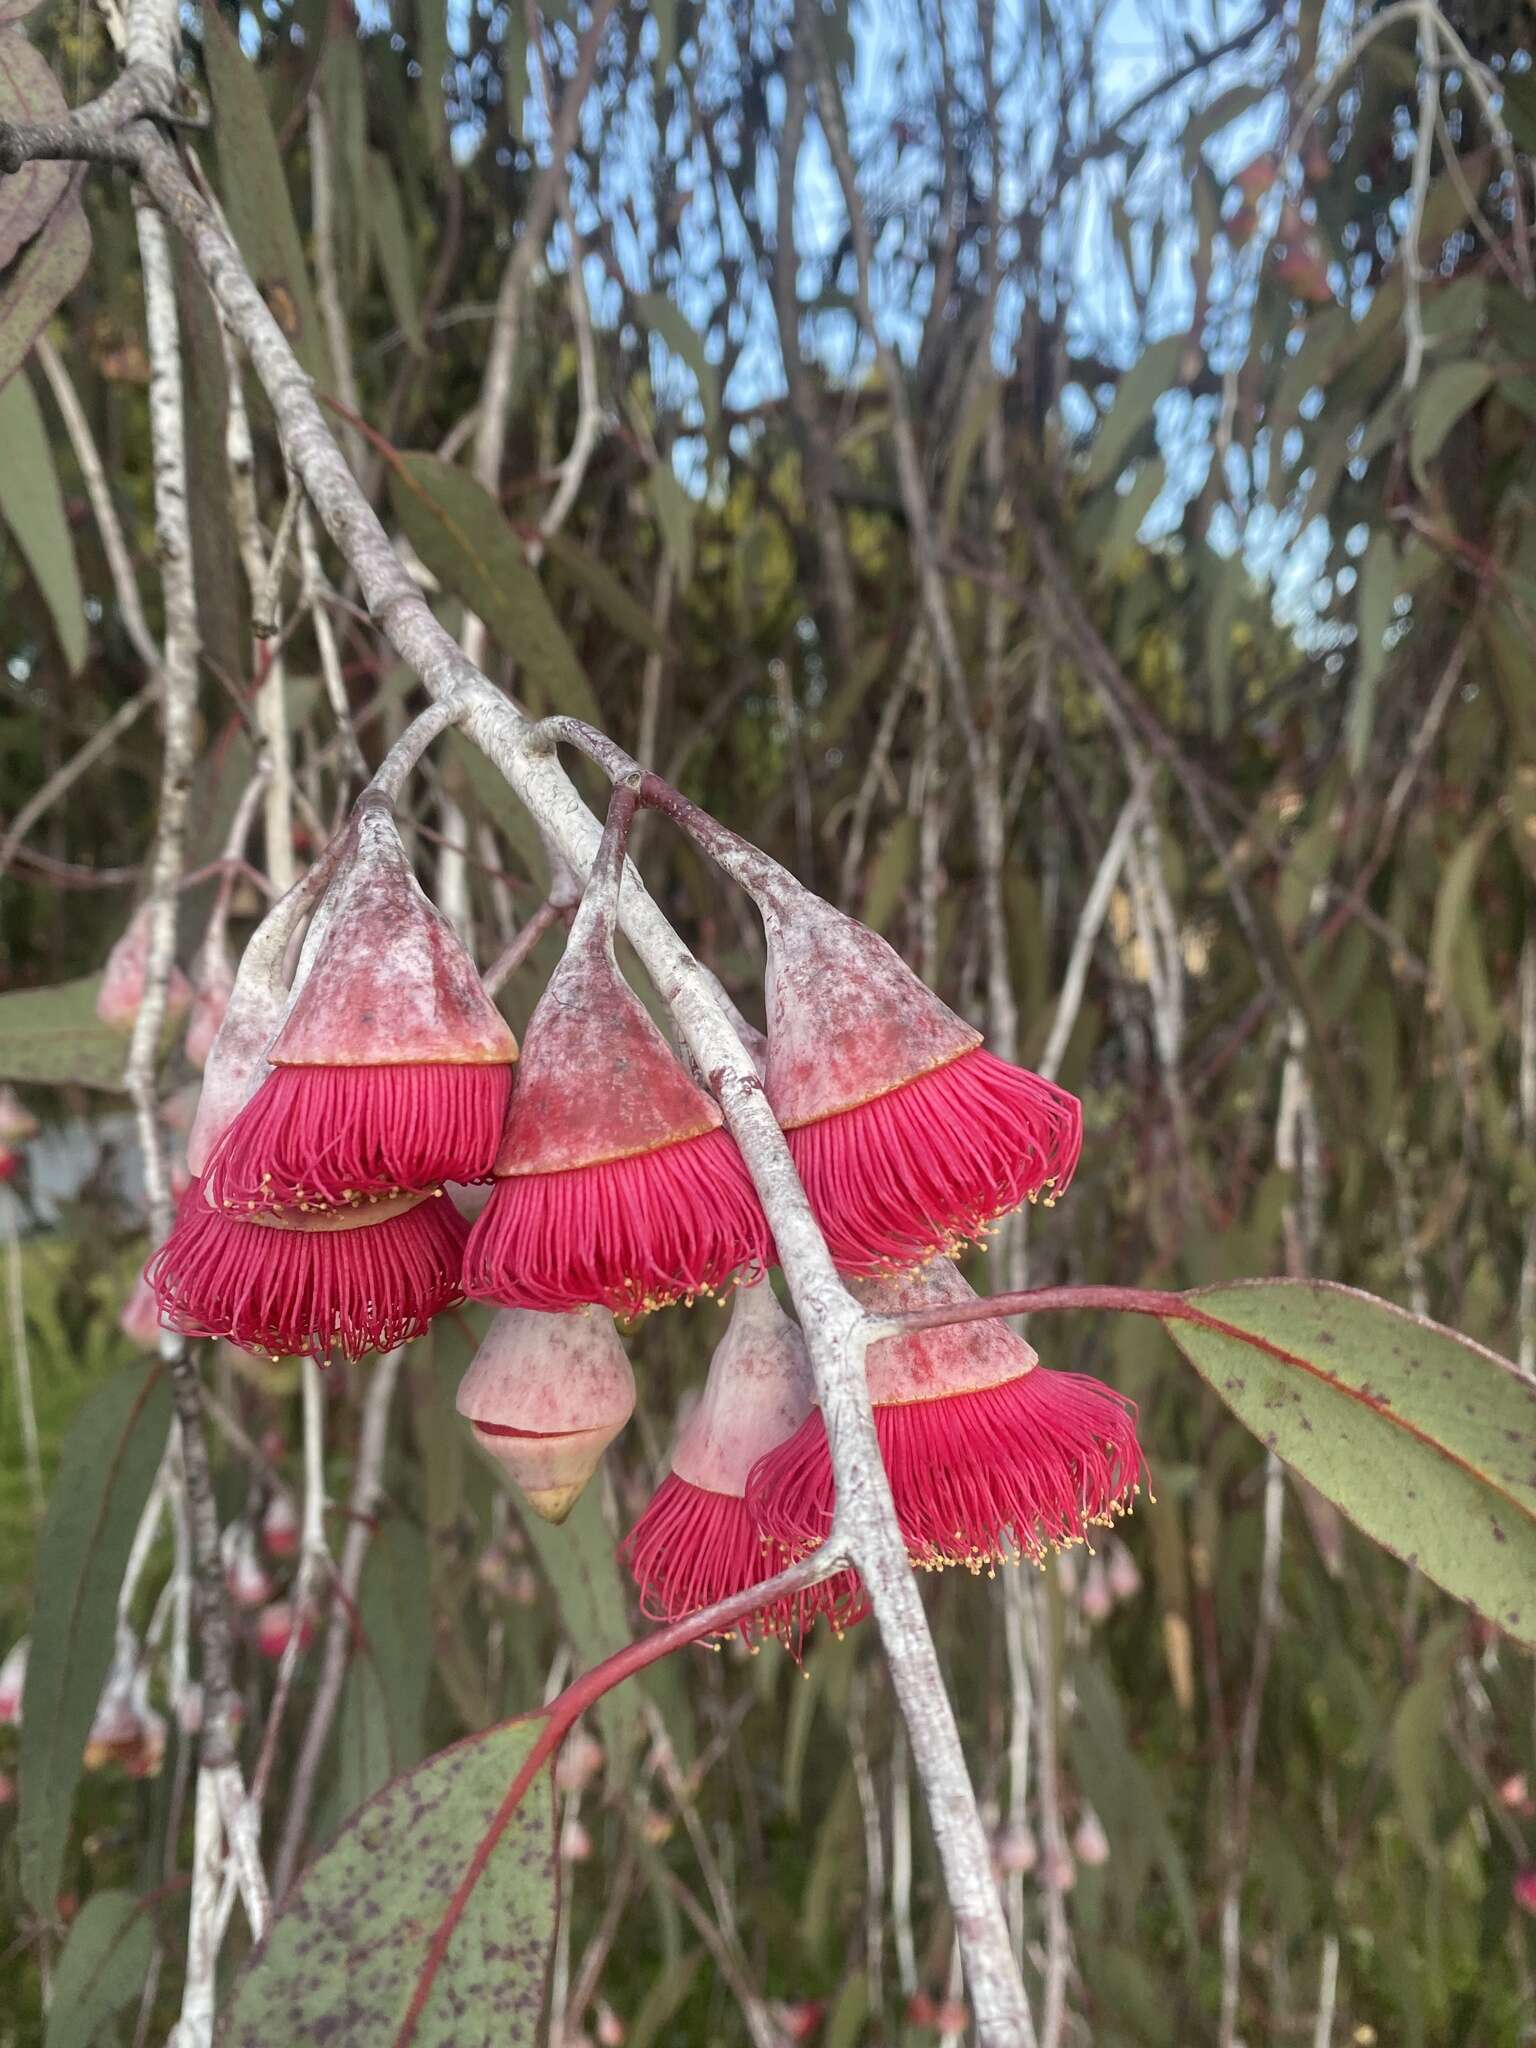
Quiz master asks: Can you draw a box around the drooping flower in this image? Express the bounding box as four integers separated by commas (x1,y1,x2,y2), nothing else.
464,796,771,1317
203,800,517,1215
752,872,1081,1271
622,1282,845,1646
455,1306,636,1524
748,1260,1142,1579
150,1181,468,1363
96,902,193,1030
149,859,468,1363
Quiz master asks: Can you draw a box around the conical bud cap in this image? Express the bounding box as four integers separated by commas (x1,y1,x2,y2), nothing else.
495,931,720,1177
97,903,193,1032
851,1262,1037,1404
271,802,516,1069
759,878,978,1128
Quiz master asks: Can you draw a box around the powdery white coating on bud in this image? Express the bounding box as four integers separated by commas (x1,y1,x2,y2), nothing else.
758,876,979,1128
270,801,516,1068
96,902,193,1032
670,1283,814,1495
493,927,718,1177
1072,1809,1110,1867
849,1261,1039,1404
456,1307,636,1522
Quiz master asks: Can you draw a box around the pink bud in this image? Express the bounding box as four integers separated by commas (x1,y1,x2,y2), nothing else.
262,1493,300,1560
773,2003,823,2042
555,1731,605,1794
0,1639,27,1725
1042,1845,1076,1893
994,1822,1037,1874
1072,1809,1110,1867
595,2003,626,2046
255,1601,314,1661
0,1086,38,1146
96,903,193,1031
1515,1869,1536,1917
1079,1557,1112,1624
224,1529,274,1612
1105,1538,1142,1604
1498,1772,1533,1817
507,1564,540,1608
119,1273,163,1353
560,1817,593,1863
0,1147,19,1185
935,2001,969,2035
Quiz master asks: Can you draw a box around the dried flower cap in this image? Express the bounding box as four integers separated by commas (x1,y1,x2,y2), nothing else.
203,801,517,1213
623,1284,831,1647
456,1307,636,1523
466,792,772,1316
745,864,1081,1272
148,1178,468,1364
96,903,193,1031
748,1260,1143,1585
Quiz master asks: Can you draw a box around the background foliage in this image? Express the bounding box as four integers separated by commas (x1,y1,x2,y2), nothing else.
2,0,1536,2041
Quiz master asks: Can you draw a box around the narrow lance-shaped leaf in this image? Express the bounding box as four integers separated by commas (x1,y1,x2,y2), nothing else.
19,1362,172,1915
0,29,68,269
1164,1280,1536,1645
636,290,720,428
0,174,90,398
388,450,600,724
219,1718,557,2046
43,1890,157,2048
201,6,329,386
0,366,86,672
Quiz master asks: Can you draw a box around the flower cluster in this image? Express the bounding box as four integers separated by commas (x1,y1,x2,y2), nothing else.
141,777,1142,1643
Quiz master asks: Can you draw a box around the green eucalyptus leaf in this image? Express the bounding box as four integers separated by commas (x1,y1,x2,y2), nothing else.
19,1362,171,1916
388,452,599,723
43,1890,156,2048
219,1719,556,2046
1165,1281,1536,1643
0,173,90,398
0,367,85,672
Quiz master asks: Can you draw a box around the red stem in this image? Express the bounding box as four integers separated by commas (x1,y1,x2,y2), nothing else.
393,1547,835,2047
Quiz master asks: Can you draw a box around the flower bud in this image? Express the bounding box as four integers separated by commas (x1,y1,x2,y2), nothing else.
457,1308,635,1524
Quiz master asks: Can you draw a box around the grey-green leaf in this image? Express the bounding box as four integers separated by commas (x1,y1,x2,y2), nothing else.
636,290,719,427
44,1889,156,2048
1083,333,1187,488
1408,361,1493,489
512,1482,643,1783
1165,1280,1536,1643
0,367,85,671
0,30,68,270
647,463,695,586
201,6,329,387
1346,532,1400,773
0,174,90,398
19,1362,171,1915
218,1719,556,2046
366,150,423,353
388,452,600,723
0,974,152,1090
